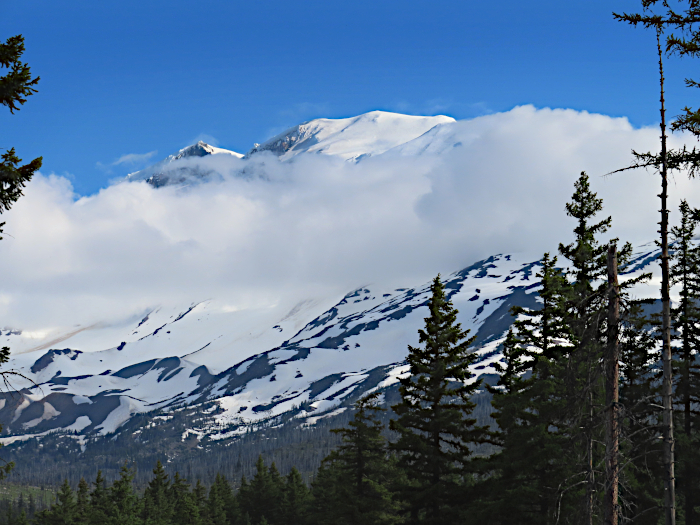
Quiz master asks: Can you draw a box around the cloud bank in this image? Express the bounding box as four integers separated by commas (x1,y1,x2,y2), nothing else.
0,106,695,335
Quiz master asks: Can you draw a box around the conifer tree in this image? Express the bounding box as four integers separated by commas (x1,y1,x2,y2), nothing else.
238,456,283,525
671,199,700,524
474,255,577,524
613,9,681,522
170,473,200,525
108,463,140,525
14,510,27,525
557,172,615,525
309,463,345,525
0,34,42,237
35,480,76,525
282,467,311,525
88,471,110,525
142,461,172,525
75,478,90,525
618,301,664,524
312,393,398,525
193,479,207,519
207,473,234,525
390,275,486,524
475,173,644,524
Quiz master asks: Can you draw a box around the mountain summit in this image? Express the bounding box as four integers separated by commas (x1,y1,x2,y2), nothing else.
127,141,243,187
247,110,455,161
124,111,455,188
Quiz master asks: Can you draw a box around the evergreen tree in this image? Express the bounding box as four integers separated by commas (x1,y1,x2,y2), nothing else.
238,456,283,525
207,473,234,525
474,255,577,524
0,34,42,235
475,173,645,524
108,463,140,525
266,462,285,524
618,301,664,524
671,199,700,524
312,393,398,525
89,470,110,525
557,172,615,524
170,473,200,525
142,461,172,525
282,467,311,525
35,480,76,525
75,478,90,525
390,275,486,524
192,480,208,522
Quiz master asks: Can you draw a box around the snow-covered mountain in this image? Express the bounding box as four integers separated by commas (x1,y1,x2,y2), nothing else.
124,111,458,189
127,141,243,187
0,244,659,449
0,109,665,467
246,111,455,162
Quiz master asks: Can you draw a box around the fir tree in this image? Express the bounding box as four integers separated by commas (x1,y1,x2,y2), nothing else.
313,393,398,525
618,301,664,524
282,467,311,525
192,480,208,522
0,35,42,240
671,199,700,524
557,172,614,524
108,463,140,525
474,255,576,524
35,480,76,525
88,470,110,525
170,473,200,525
238,456,283,525
390,275,486,524
142,461,172,525
207,473,234,525
75,478,90,525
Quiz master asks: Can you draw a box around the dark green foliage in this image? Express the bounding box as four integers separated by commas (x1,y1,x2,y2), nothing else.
474,172,649,524
35,480,75,525
0,148,41,221
205,474,233,525
142,462,171,525
169,473,200,525
75,478,90,525
0,35,39,114
108,463,140,525
671,200,700,524
618,302,664,523
238,456,284,525
474,255,577,524
88,471,110,525
311,394,398,525
281,468,311,525
390,275,485,524
0,34,42,238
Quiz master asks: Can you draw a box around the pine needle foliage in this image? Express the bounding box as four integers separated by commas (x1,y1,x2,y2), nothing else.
390,275,486,524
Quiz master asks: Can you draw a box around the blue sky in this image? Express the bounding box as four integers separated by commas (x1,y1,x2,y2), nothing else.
1,0,685,195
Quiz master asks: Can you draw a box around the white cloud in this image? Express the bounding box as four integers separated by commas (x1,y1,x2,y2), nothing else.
112,150,158,166
0,106,695,335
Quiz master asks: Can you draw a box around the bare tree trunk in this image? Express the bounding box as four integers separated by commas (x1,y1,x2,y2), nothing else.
657,29,677,525
605,243,620,525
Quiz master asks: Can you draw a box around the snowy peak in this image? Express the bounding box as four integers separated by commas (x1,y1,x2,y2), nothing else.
247,111,455,162
126,141,243,187
170,141,242,160
125,111,458,189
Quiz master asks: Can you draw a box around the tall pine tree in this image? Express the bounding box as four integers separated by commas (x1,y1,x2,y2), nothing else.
390,275,486,524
